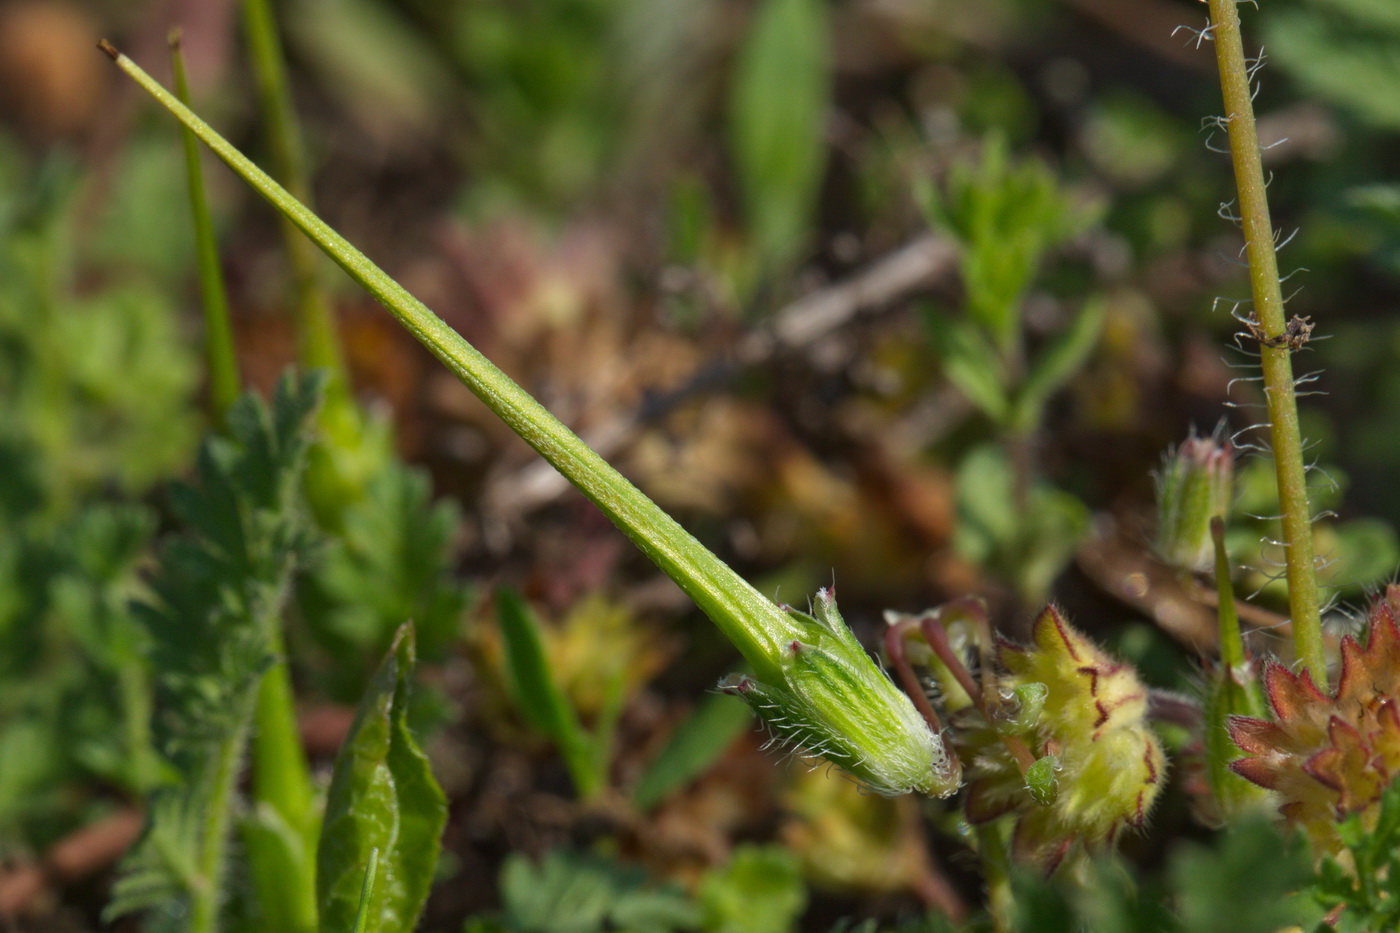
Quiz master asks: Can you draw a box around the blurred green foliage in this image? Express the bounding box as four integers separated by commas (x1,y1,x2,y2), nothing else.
728,0,830,273
1268,0,1400,129
298,461,471,699
1009,817,1315,933
464,845,806,933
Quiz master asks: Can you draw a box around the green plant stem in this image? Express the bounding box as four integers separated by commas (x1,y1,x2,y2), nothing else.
192,713,252,933
252,625,316,832
170,30,240,421
248,625,319,933
118,656,160,791
101,42,806,686
977,822,1014,933
1206,0,1325,686
238,0,346,387
1210,516,1245,671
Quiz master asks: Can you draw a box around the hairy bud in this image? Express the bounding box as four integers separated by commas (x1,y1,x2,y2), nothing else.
961,606,1165,870
720,589,960,798
1155,430,1234,573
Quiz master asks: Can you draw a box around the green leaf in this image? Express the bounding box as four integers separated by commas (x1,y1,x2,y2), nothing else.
1011,297,1105,431
924,311,1010,423
301,459,470,700
728,0,829,270
109,374,324,930
496,849,699,933
698,845,806,933
1170,817,1313,933
632,691,752,811
316,623,447,933
495,587,602,798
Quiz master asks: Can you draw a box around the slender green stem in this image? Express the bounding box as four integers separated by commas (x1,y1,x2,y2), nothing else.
170,30,240,421
251,629,315,828
1206,0,1325,685
248,624,319,933
191,714,252,933
1210,516,1245,672
100,42,806,686
977,822,1014,933
238,0,346,386
117,656,159,792
1205,515,1268,815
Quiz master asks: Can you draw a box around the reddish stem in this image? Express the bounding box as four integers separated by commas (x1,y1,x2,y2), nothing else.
885,618,949,735
921,600,1038,776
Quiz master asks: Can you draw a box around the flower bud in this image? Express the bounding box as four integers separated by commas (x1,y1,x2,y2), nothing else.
1155,431,1234,573
720,588,960,798
961,606,1165,870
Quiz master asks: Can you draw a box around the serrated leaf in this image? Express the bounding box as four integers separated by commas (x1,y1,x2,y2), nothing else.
498,849,698,933
301,459,470,700
316,623,446,933
104,789,202,923
138,372,323,756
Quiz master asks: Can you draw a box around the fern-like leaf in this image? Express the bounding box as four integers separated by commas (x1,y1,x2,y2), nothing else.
108,372,325,927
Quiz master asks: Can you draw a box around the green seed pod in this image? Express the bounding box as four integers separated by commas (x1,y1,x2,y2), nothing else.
1155,431,1234,573
721,588,961,798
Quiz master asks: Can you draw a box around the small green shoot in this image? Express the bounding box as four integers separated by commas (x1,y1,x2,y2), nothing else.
728,0,830,278
495,587,611,800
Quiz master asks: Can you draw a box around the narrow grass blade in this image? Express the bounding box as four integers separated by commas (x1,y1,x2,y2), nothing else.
632,691,752,811
99,39,805,685
169,29,239,420
495,587,603,799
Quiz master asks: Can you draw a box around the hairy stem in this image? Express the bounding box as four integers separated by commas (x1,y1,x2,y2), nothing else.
1205,0,1324,685
1210,517,1245,671
191,713,251,933
100,43,806,686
